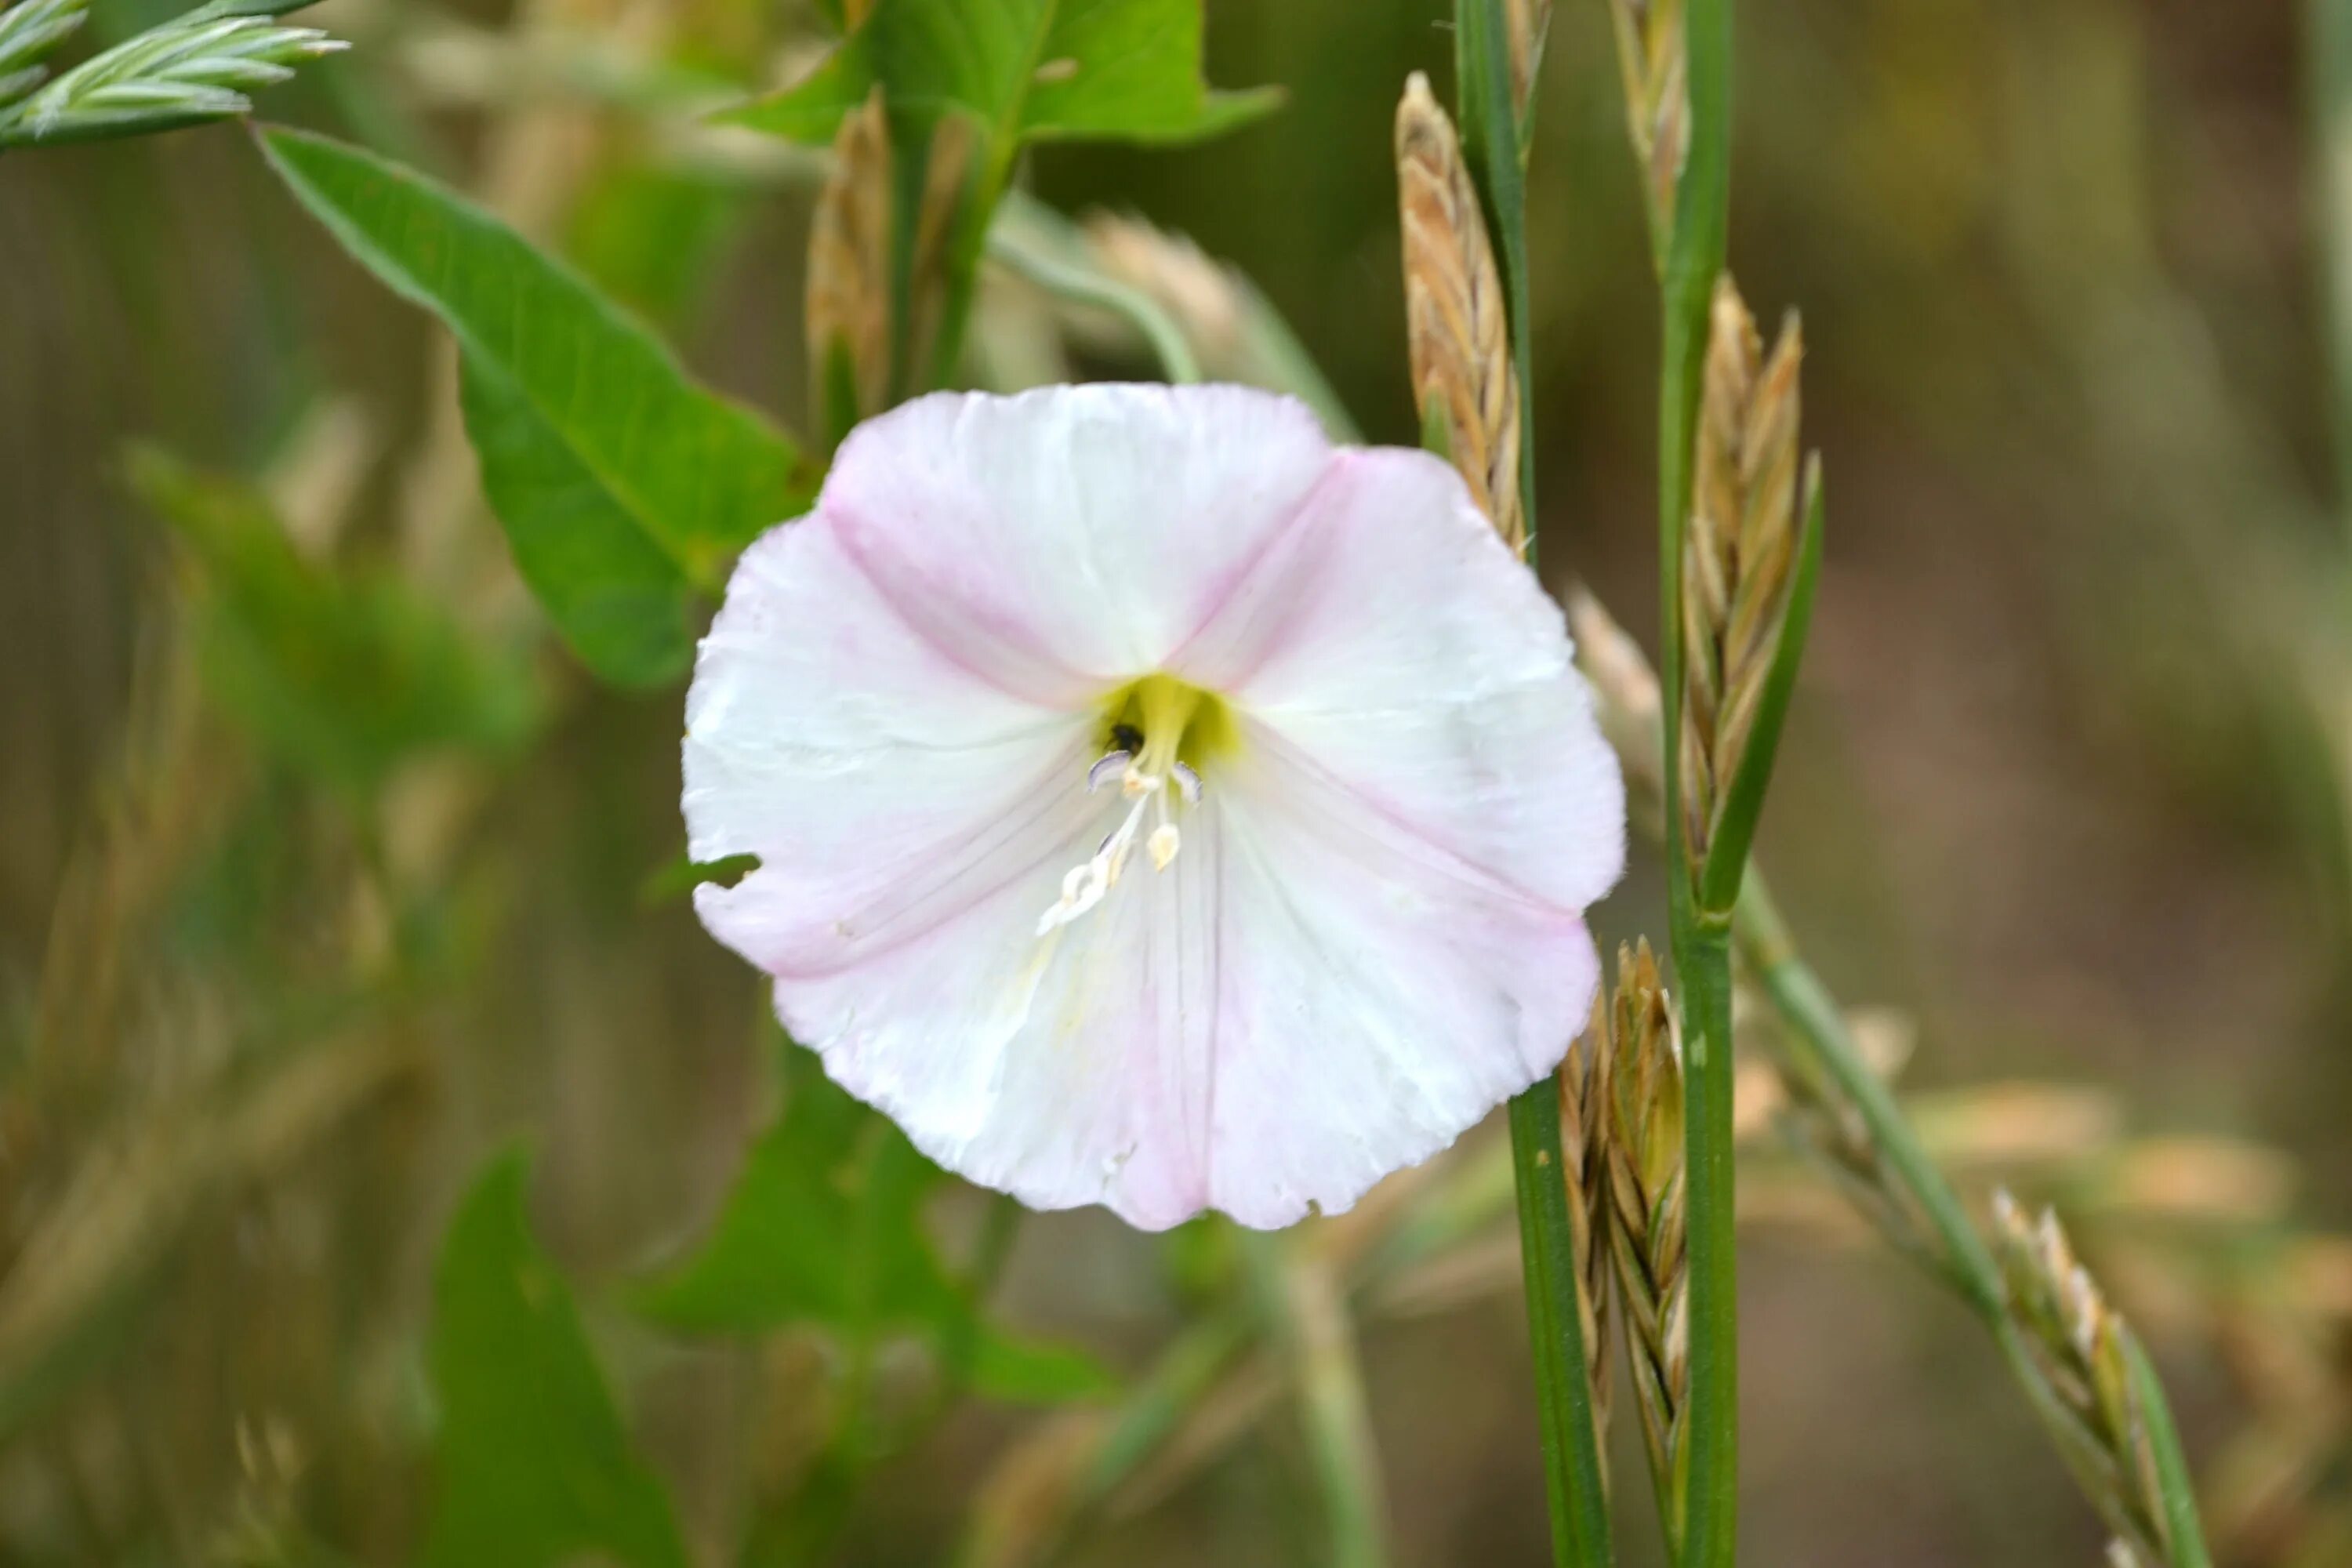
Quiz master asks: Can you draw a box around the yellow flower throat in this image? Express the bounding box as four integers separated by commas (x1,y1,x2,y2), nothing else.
1036,674,1233,937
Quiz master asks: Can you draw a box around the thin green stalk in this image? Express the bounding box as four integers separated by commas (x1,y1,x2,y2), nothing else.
1733,879,1998,1313
2308,0,2352,536
2129,1338,2212,1568
1240,1235,1390,1568
1653,0,1736,1560
1506,1089,1615,1568
935,1192,1025,1404
1667,911,1733,1568
1733,874,2211,1566
985,220,1203,385
1455,2,1613,1563
1028,1308,1253,1568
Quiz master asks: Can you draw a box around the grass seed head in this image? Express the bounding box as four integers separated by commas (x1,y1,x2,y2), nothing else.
1681,277,1804,881
1395,71,1525,554
1603,940,1689,1548
807,88,893,432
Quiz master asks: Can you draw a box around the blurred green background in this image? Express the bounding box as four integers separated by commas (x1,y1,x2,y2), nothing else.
3,1,2350,1564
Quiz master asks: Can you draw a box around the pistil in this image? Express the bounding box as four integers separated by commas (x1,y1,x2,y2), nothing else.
1036,679,1213,936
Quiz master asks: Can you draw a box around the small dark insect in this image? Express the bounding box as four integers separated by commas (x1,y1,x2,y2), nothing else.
1110,722,1144,754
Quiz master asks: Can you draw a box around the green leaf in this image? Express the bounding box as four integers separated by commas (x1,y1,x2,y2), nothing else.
635,1050,1112,1406
256,125,818,686
423,1149,691,1568
456,358,699,686
129,446,540,793
728,0,1276,151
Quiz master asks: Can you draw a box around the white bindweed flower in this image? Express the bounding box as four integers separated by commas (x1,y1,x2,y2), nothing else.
684,385,1624,1230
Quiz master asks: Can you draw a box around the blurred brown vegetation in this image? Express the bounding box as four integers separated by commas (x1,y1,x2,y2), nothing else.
2,1,2350,1565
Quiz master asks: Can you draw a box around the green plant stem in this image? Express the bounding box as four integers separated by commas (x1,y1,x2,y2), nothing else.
1733,877,1998,1313
2308,0,2352,537
985,220,1203,385
1667,909,1735,1568
1653,0,1737,1561
1240,1234,1390,1568
2129,1338,2212,1568
1227,266,1362,442
1033,1307,1254,1566
1504,1090,1615,1568
1733,873,2212,1567
1454,2,1613,1563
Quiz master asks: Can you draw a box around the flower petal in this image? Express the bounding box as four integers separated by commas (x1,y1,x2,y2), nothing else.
1174,444,1624,914
685,516,1094,916
1195,735,1606,1225
710,791,1226,1231
712,745,1602,1229
817,384,1338,694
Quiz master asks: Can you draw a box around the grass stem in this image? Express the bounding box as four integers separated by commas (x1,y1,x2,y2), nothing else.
1455,1,1615,1562
1653,0,1737,1558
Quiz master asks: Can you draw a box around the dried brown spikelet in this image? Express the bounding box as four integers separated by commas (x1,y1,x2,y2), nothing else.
807,87,891,430
1395,71,1526,554
1603,940,1688,1548
1505,0,1553,125
1558,1001,1614,1475
1991,1191,2183,1565
1681,276,1803,880
1762,1000,1944,1273
843,0,877,26
2100,1136,2295,1228
906,111,975,391
1606,0,1689,249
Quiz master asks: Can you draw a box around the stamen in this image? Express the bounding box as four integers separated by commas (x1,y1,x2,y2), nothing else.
1038,692,1215,935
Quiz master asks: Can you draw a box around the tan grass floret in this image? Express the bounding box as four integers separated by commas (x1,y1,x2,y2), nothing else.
1604,940,1688,1547
1395,71,1526,554
1992,1191,2186,1565
1605,0,1690,252
807,88,892,426
1682,278,1803,881
1558,1001,1615,1475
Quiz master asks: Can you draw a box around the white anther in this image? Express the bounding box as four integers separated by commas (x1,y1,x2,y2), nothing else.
1041,741,1204,935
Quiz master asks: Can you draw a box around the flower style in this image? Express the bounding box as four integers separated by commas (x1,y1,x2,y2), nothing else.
684,384,1624,1229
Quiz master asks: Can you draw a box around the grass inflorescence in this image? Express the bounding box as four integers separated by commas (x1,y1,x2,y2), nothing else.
0,0,345,151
